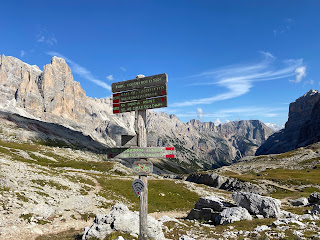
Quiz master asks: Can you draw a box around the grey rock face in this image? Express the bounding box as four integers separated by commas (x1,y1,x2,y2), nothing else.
232,192,281,218
291,197,309,206
186,208,220,222
311,204,320,215
308,192,320,204
186,172,268,194
218,207,252,225
82,204,164,240
257,90,320,155
194,196,234,211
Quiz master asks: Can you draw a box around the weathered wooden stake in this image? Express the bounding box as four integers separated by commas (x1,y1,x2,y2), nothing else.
135,75,148,240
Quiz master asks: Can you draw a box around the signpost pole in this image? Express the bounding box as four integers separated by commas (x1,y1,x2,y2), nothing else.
135,75,148,240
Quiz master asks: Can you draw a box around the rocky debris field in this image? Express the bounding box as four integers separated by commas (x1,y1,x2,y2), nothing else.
82,191,320,240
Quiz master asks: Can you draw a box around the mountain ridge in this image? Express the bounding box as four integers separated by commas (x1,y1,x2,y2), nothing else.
0,54,274,169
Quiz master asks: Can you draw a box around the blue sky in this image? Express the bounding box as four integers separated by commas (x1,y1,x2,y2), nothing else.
1,1,319,127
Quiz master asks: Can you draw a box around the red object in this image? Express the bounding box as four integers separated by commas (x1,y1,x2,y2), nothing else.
161,97,165,101
113,93,119,97
113,99,120,103
113,103,120,107
108,154,113,158
166,147,175,150
113,110,120,114
161,91,165,94
166,155,175,158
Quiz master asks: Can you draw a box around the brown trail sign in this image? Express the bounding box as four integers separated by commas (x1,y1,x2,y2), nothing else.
111,73,167,93
111,73,169,240
113,85,167,103
113,96,167,114
106,147,175,159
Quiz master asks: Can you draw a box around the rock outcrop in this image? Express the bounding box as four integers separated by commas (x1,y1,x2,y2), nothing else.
308,192,320,204
82,204,165,240
232,192,281,218
256,90,320,155
186,172,269,194
218,207,252,225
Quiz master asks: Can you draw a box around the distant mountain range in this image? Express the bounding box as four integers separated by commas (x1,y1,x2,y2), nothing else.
0,54,275,169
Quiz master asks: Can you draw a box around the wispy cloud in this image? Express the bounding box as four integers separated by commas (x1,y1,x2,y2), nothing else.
197,108,203,120
37,29,57,46
47,51,111,91
106,74,114,81
174,106,287,119
289,66,307,83
172,52,304,107
273,18,294,36
120,67,127,72
20,50,25,57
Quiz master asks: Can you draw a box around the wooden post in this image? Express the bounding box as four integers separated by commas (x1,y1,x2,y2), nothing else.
135,75,148,240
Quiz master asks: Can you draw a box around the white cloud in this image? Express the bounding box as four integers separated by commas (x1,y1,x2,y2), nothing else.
47,51,111,91
289,66,307,83
175,106,286,120
106,74,114,81
197,108,203,120
214,118,222,125
172,53,304,107
265,123,284,132
120,67,127,72
20,50,25,57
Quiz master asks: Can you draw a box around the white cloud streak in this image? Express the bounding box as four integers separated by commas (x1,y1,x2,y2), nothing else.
120,67,127,72
172,52,305,107
289,66,307,83
47,51,111,91
174,106,287,119
20,50,25,57
106,74,114,81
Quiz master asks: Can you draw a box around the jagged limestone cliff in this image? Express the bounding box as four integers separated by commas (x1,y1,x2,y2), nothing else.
256,90,320,155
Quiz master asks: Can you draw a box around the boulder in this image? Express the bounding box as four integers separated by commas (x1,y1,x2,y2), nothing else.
218,207,252,225
194,196,234,211
30,203,55,219
311,204,320,215
186,208,219,222
232,192,281,218
82,204,164,240
179,236,195,240
308,192,320,204
186,173,268,194
291,197,309,206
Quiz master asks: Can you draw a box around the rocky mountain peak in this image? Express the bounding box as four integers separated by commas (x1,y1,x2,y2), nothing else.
257,89,320,155
303,89,319,97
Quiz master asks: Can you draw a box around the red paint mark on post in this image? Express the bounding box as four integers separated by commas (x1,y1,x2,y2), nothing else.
113,99,120,103
166,147,175,150
113,110,120,114
166,155,175,158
